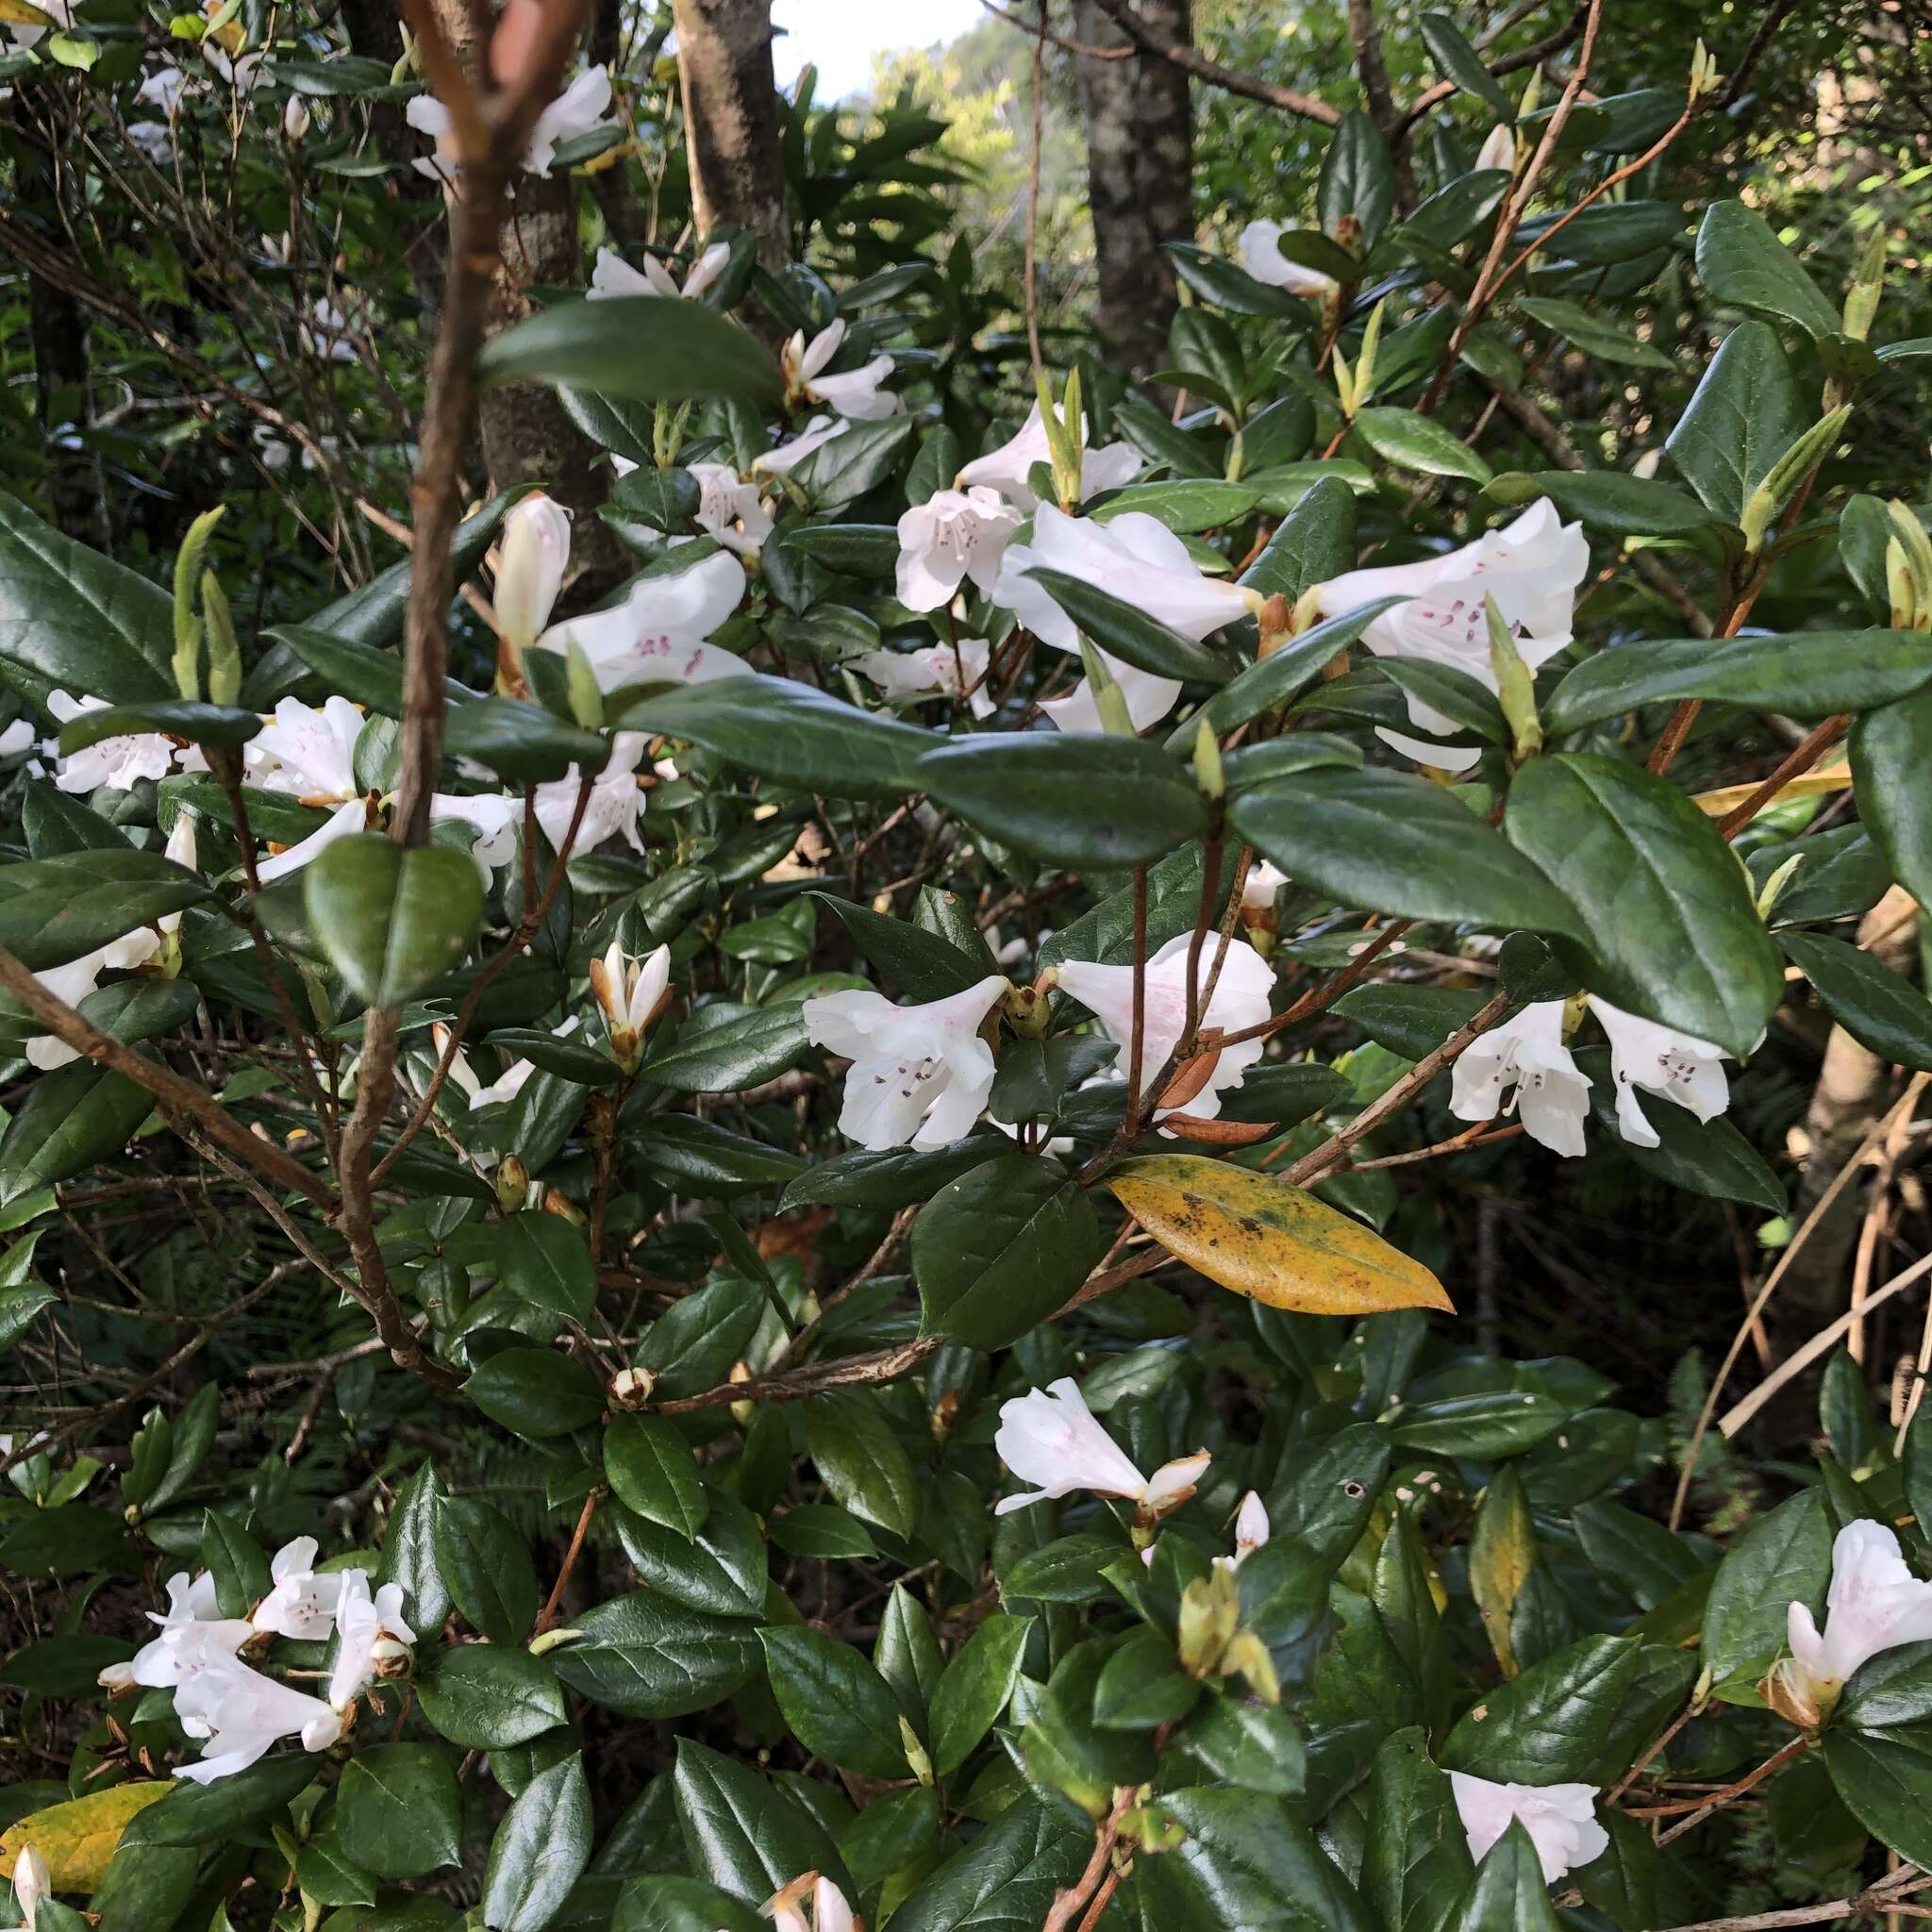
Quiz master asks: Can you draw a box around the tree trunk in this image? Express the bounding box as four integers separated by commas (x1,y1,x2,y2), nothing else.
1073,0,1191,382
671,0,788,269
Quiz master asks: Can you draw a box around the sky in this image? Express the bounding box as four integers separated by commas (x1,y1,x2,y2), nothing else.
769,0,989,100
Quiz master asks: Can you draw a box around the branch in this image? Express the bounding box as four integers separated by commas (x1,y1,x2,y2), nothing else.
0,945,335,1210
1084,0,1341,125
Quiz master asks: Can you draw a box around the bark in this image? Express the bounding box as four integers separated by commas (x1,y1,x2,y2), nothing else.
671,0,788,269
1073,0,1192,382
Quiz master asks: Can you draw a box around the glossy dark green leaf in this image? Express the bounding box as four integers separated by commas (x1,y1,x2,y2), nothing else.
630,1116,807,1192
0,850,208,969
1695,201,1842,340
641,1003,808,1092
618,674,939,802
435,1494,541,1644
612,1491,768,1619
415,1645,567,1749
1783,929,1932,1073
673,1738,853,1903
1334,984,1490,1060
477,297,781,402
443,697,609,787
1231,768,1584,939
463,1348,607,1440
331,1744,463,1880
1700,1489,1830,1692
758,1626,909,1778
479,1027,625,1087
1363,1729,1475,1932
1853,689,1932,911
1354,407,1493,484
914,733,1208,869
1664,320,1806,524
929,1612,1032,1776
913,1154,1101,1350
779,1136,1008,1210
1024,568,1235,685
303,834,483,1008
552,1594,761,1718
806,1390,921,1540
1485,469,1710,536
124,1753,318,1847
57,700,261,755
1505,754,1784,1058
1164,242,1308,318
1512,298,1674,371
482,1753,592,1932
496,1211,596,1322
1319,108,1395,251
1390,1391,1567,1458
606,1411,708,1540
1446,1820,1562,1932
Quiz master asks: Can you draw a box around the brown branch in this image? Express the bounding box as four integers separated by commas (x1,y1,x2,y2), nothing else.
1043,1786,1139,1932
0,945,335,1209
1084,0,1341,125
534,1486,602,1635
1714,715,1852,841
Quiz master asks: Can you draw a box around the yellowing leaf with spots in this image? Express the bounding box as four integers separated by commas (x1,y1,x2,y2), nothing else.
0,0,57,24
0,1780,175,1892
1103,1155,1453,1314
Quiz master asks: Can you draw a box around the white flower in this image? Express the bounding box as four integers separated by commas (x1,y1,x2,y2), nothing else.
782,319,900,421
254,799,368,884
126,120,174,163
957,402,1143,512
496,493,572,649
1448,1772,1607,1884
158,812,197,936
251,1537,344,1641
803,974,1009,1151
1313,498,1589,772
126,1571,252,1689
5,1842,46,1929
249,695,363,801
137,63,187,114
533,550,748,694
299,298,357,365
850,639,995,721
1450,1000,1591,1158
896,488,1021,612
1055,932,1274,1123
1236,220,1337,298
994,506,1256,736
753,414,850,479
25,925,166,1070
43,690,207,793
591,941,670,1069
533,729,648,856
764,1874,853,1932
1218,1491,1270,1572
689,462,774,558
590,241,730,302
1241,860,1288,911
283,93,310,141
993,1377,1210,1518
1630,447,1662,480
203,42,268,92
408,65,616,181
0,718,35,758
1786,1521,1932,1710
427,791,525,879
174,1651,341,1784
327,1570,416,1713
1474,123,1517,173
1588,995,1732,1149
445,1016,577,1111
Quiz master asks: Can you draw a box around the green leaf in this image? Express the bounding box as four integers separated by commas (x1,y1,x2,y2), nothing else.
124,1755,317,1848
914,1153,1100,1350
1389,1391,1567,1459
1784,929,1932,1074
477,298,782,404
481,1753,592,1932
479,1026,625,1087
915,733,1208,869
769,1504,879,1559
612,1491,768,1619
1484,469,1712,537
435,1495,541,1644
780,1137,1008,1210
266,624,480,719
1319,109,1396,252
415,1645,567,1750
1441,1634,1653,1782
1376,658,1509,742
1513,297,1674,370
1024,568,1233,685
617,674,939,802
443,697,610,787
641,1003,808,1093
0,491,175,706
890,1798,1087,1932
1242,474,1359,602
463,1348,607,1439
1229,768,1584,939
1178,1687,1305,1792
1665,320,1806,525
1363,1729,1475,1932
1695,201,1842,341
1163,598,1406,752
615,1878,765,1932
1333,984,1490,1060
1354,407,1494,485
331,1744,462,1880
673,1738,853,1904
1164,242,1309,318
929,1613,1032,1776
806,1391,921,1540
495,1211,595,1322
758,1626,909,1778
1446,1820,1562,1932
377,1463,451,1636
1504,754,1784,1058
1419,11,1514,117
0,1062,152,1205
1853,690,1932,910
1545,630,1932,736
0,850,208,970
1701,1489,1830,1692
551,1593,761,1718
57,700,262,755
630,1116,807,1192
606,1412,708,1540
200,1508,270,1621
303,835,483,1008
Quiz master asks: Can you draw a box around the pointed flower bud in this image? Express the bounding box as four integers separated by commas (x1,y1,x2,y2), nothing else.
495,493,571,652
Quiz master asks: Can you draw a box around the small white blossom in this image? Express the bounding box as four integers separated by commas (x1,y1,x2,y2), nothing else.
136,63,187,114
495,492,572,649
850,639,994,720
299,298,358,365
1313,499,1589,772
249,695,362,801
1588,995,1732,1148
251,1536,344,1641
1219,1491,1270,1571
994,506,1256,735
1236,220,1337,298
956,402,1143,512
764,1874,853,1932
590,242,730,302
803,974,1009,1151
174,1650,341,1784
753,415,851,479
782,319,900,421
5,1844,47,1930
1785,1521,1932,1711
894,488,1021,612
0,718,34,758
1449,1772,1607,1884
42,690,208,793
687,461,774,557
1055,932,1275,1124
1474,123,1517,173
533,729,649,856
444,1016,579,1111
408,65,617,181
1450,1000,1591,1158
282,93,310,141
327,1570,416,1713
125,1571,253,1689
1240,860,1289,912
534,550,748,693
126,120,174,163
591,941,671,1069
993,1377,1210,1519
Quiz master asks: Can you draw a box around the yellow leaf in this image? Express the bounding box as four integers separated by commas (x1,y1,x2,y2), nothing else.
1468,1467,1535,1678
1103,1155,1454,1315
0,0,57,25
0,1780,175,1893
1692,764,1850,817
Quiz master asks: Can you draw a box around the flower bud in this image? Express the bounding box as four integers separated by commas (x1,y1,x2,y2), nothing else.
1176,1570,1240,1678
283,93,310,141
610,1365,656,1410
12,1844,47,1924
899,1716,934,1787
541,1187,586,1227
370,1634,413,1679
1002,983,1050,1040
1762,1655,1827,1731
495,1155,529,1214
494,493,571,652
